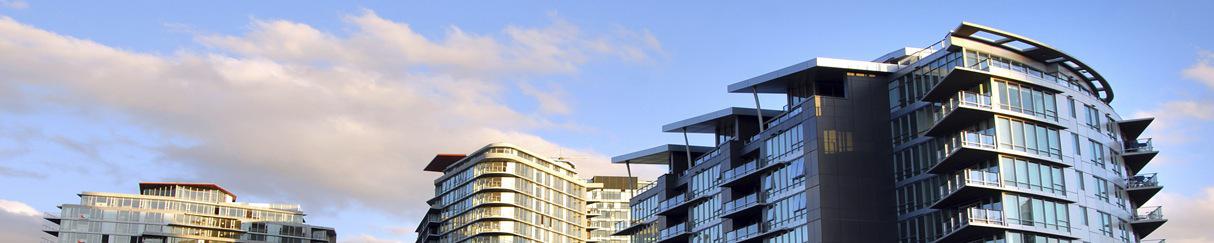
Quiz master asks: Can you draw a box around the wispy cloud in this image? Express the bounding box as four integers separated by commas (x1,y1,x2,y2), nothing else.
1146,187,1214,243
0,10,665,230
1183,50,1214,90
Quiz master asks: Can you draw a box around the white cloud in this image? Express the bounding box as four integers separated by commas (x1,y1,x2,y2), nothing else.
0,199,44,242
1183,50,1214,90
0,10,666,228
1145,187,1214,243
518,82,572,115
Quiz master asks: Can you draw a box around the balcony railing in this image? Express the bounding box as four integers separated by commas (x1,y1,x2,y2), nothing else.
934,130,996,163
659,194,687,211
658,222,688,239
724,223,762,242
722,160,760,181
693,146,724,167
1127,138,1156,153
723,193,762,213
935,90,993,122
1127,173,1160,189
939,207,1005,238
765,102,804,130
937,169,1001,199
1134,206,1165,222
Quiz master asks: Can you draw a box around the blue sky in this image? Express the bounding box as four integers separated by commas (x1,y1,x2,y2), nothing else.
2,1,1214,242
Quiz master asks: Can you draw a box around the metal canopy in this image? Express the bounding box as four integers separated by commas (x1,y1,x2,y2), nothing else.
1118,117,1154,140
424,154,467,172
661,107,782,133
611,144,714,165
952,22,1115,103
726,57,901,93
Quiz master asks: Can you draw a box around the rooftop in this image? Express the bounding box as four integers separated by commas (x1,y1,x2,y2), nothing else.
611,144,714,165
662,107,783,133
138,182,237,201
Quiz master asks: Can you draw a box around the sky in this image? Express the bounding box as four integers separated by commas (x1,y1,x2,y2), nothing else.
1,1,1213,242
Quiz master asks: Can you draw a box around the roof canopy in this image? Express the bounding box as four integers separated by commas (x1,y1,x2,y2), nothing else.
611,144,714,165
726,57,901,93
139,182,237,200
661,107,782,133
425,154,467,172
952,22,1114,103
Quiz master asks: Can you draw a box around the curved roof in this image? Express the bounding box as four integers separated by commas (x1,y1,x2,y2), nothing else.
952,22,1114,103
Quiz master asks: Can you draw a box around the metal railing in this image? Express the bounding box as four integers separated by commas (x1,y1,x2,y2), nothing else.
659,194,687,211
936,91,993,121
1126,138,1156,153
764,103,804,130
724,223,762,242
898,37,950,66
722,159,761,182
658,222,688,239
935,130,996,162
723,193,762,213
693,146,724,167
938,169,1002,200
1134,206,1164,221
1126,173,1160,189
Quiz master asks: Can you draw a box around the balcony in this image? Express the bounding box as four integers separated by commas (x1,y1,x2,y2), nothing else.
925,91,1062,137
586,208,603,218
922,60,1069,103
1126,173,1163,206
932,207,1012,243
1124,138,1159,176
927,131,998,174
724,222,791,243
656,194,689,216
1132,206,1167,238
721,159,781,187
612,216,656,236
721,193,765,219
656,222,691,243
931,170,1073,209
925,91,994,137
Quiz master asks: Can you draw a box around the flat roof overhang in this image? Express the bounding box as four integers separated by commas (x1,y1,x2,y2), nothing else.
1131,218,1166,238
953,22,1114,103
1118,118,1154,141
1123,151,1159,176
726,57,900,94
662,107,782,133
1127,186,1163,206
139,182,238,201
425,154,467,172
612,144,714,165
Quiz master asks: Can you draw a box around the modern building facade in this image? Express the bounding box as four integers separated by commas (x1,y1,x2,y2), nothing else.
416,143,649,243
586,176,654,243
612,22,1165,243
43,182,337,243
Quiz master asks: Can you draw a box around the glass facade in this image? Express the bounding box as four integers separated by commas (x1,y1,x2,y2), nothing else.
616,22,1161,243
46,184,336,243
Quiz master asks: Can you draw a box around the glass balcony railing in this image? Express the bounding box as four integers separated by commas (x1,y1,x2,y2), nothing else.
659,194,687,211
722,160,760,182
1126,138,1156,153
1127,173,1160,189
937,169,1002,200
940,207,1005,236
693,146,724,167
934,131,996,161
935,90,993,122
723,193,762,213
658,222,688,239
1134,206,1165,222
724,223,761,242
965,58,1093,96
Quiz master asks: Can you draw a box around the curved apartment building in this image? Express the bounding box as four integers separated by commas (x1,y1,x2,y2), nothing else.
416,143,592,243
613,22,1164,243
43,182,336,243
